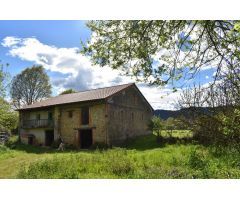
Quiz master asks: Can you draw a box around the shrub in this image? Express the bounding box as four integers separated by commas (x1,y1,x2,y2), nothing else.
5,135,19,149
0,98,18,132
220,109,240,140
188,148,208,170
184,109,240,145
0,144,9,152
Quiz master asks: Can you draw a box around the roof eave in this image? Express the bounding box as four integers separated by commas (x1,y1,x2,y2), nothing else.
17,98,106,111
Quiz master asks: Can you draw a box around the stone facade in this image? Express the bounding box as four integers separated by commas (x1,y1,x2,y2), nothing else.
106,86,153,145
19,84,153,148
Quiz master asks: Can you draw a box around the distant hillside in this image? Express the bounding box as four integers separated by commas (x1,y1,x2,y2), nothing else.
154,109,183,120
154,107,211,120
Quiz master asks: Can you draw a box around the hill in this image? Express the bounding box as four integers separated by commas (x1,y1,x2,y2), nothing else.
154,107,211,120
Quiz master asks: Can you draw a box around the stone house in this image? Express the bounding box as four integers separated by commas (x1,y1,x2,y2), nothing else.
18,83,153,148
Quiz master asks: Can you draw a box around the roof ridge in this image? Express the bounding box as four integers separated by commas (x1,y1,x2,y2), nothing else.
60,82,135,95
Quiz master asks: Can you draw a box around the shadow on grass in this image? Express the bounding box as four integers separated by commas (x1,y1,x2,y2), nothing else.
7,142,82,154
123,134,195,151
6,136,95,154
7,134,195,153
9,143,57,154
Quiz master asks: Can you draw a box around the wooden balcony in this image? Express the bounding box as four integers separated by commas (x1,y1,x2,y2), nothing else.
22,119,54,129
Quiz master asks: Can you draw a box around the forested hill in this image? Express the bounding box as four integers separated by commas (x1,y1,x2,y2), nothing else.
154,107,210,120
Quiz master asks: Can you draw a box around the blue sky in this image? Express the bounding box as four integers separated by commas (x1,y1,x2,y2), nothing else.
0,20,214,110
0,20,90,76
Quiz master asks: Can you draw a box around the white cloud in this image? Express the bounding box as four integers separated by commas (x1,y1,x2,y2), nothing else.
138,85,181,110
2,36,180,110
1,36,22,47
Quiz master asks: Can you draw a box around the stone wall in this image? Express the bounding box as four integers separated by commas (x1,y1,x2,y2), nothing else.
59,104,81,145
19,101,107,147
106,85,153,145
91,104,107,144
58,102,107,146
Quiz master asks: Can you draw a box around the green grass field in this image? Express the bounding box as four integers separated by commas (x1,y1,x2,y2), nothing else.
1,132,240,178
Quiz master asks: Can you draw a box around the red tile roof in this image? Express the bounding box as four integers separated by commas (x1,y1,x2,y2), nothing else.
18,83,134,110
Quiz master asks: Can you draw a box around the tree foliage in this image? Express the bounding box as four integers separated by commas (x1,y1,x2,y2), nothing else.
177,75,240,144
0,98,18,132
220,109,240,139
0,60,17,132
164,117,176,134
10,65,52,108
177,77,240,109
59,89,76,95
148,116,163,142
83,20,240,87
0,61,10,98
148,116,162,131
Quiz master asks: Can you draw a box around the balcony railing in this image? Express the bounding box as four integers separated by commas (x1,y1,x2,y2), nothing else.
22,119,54,129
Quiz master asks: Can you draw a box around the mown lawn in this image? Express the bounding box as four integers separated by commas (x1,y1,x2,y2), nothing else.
1,132,240,178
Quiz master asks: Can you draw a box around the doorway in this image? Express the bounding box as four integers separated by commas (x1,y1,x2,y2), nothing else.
80,129,92,149
28,135,34,145
45,130,54,146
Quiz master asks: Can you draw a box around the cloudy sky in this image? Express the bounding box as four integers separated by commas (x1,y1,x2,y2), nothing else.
0,21,215,110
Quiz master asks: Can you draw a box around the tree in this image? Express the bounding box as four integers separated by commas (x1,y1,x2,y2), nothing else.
0,98,18,132
10,65,52,108
165,117,176,136
59,89,76,95
83,20,240,88
148,116,163,143
177,77,240,109
0,60,17,133
176,77,240,144
0,61,10,98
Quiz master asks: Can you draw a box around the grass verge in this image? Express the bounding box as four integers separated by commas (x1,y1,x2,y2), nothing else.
1,132,240,178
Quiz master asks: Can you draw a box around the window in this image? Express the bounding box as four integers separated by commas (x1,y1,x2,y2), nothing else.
131,112,134,121
36,114,40,120
48,112,53,120
68,111,73,118
81,107,89,125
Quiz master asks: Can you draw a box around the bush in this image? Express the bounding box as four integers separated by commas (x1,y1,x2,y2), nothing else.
184,109,240,145
3,135,19,150
188,148,208,170
220,109,240,140
0,98,18,132
0,144,9,152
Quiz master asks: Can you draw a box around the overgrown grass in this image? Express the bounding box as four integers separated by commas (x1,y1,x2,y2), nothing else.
160,130,192,138
1,131,240,178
